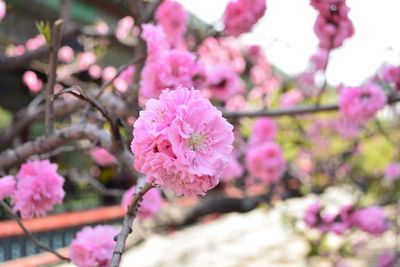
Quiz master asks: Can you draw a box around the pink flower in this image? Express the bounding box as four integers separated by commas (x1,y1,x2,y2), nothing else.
5,44,26,57
311,0,354,49
88,65,102,80
223,0,266,36
70,225,116,267
121,186,162,219
155,1,188,47
378,251,398,267
248,118,277,147
246,142,286,183
304,201,322,228
90,147,117,167
115,16,138,44
140,49,198,99
339,83,387,124
220,152,244,182
102,66,117,82
13,160,65,219
113,66,135,93
311,49,328,70
351,206,389,235
22,71,43,93
0,176,16,200
78,52,96,70
381,65,400,89
141,24,169,61
0,0,6,22
131,86,234,196
26,35,46,51
280,89,304,108
206,65,241,101
385,163,400,181
58,46,74,62
225,95,246,111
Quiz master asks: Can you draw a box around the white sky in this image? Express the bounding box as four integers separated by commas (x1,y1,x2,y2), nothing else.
178,0,400,86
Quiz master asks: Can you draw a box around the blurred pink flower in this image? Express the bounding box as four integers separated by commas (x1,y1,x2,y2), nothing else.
378,251,397,267
90,147,117,167
246,142,286,183
206,65,241,101
88,64,102,80
121,186,162,219
141,23,169,61
384,163,400,181
13,160,65,219
155,0,188,47
223,0,266,36
58,46,74,62
102,66,117,82
78,52,96,70
304,201,322,228
248,118,277,147
339,83,387,124
0,176,16,200
70,225,116,267
22,71,43,93
280,89,304,108
220,152,244,182
26,35,46,51
351,206,389,235
225,95,246,111
113,66,135,93
0,0,6,22
115,16,136,43
131,86,234,196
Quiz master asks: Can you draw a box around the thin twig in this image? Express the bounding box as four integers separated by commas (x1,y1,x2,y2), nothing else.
0,200,70,261
45,20,63,135
110,178,155,267
221,94,400,119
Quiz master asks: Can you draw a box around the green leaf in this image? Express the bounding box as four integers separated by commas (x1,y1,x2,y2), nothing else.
35,20,52,46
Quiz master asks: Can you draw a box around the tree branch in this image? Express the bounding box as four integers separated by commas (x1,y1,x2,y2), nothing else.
0,200,70,261
221,94,400,119
110,178,155,267
45,20,63,135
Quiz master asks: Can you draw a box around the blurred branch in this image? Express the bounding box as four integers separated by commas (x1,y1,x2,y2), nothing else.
222,94,400,119
110,178,154,267
45,20,63,135
0,200,70,261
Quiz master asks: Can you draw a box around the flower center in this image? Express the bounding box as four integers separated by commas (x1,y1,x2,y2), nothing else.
189,133,206,151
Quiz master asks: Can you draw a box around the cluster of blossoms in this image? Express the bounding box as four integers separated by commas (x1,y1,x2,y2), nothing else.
223,0,266,36
310,0,354,49
131,86,234,196
0,160,65,219
155,0,188,48
339,83,387,126
140,22,204,100
121,186,162,219
304,202,390,236
245,118,286,183
115,16,139,45
70,225,116,267
380,64,400,90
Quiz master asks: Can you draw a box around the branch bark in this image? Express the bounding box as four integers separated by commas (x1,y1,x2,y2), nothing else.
110,178,154,267
45,20,63,135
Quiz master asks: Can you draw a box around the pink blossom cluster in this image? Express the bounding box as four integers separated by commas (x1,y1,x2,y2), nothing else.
115,16,139,44
381,64,400,90
58,46,74,63
22,71,43,93
155,0,188,48
223,0,266,36
131,86,234,196
304,202,389,236
113,65,135,93
70,225,116,267
220,151,244,182
78,52,97,70
384,163,400,181
90,147,117,167
246,118,286,183
140,24,204,100
0,176,16,200
26,35,46,51
121,186,162,219
205,65,242,101
378,251,398,267
339,83,387,125
311,0,354,49
280,89,304,108
12,160,65,219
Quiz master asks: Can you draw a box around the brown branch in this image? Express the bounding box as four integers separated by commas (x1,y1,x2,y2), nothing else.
110,178,155,267
0,124,111,169
0,200,70,261
45,20,63,135
221,94,400,119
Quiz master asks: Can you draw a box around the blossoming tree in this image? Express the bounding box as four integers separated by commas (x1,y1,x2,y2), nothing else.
0,0,399,266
